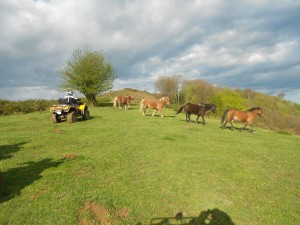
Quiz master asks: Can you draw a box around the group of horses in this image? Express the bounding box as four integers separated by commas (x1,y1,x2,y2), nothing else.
114,95,170,117
113,95,264,133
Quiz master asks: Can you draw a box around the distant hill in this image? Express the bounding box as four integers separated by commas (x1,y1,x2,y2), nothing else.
97,88,161,103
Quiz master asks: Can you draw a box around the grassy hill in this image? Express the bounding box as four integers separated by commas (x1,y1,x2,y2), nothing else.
1,87,299,135
98,88,300,135
0,104,299,224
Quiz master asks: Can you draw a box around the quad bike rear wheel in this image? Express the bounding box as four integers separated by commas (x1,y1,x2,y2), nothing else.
82,109,90,120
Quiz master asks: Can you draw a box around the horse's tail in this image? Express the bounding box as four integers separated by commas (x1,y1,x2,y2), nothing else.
113,97,117,107
221,109,229,126
140,99,145,112
176,105,185,115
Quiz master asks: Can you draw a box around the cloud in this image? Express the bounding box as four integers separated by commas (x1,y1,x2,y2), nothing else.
0,0,299,103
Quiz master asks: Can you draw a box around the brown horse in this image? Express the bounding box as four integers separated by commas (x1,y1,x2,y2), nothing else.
140,96,170,118
176,103,216,125
113,95,135,110
221,107,264,132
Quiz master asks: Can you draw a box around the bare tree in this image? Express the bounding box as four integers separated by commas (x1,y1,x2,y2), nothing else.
277,92,285,99
154,75,181,104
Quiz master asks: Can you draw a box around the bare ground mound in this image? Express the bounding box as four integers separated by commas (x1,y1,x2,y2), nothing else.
78,201,129,225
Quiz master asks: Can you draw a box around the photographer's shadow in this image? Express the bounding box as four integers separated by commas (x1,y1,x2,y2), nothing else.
0,158,64,203
149,208,235,225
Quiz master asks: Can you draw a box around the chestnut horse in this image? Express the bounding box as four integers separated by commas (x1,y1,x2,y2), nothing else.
176,103,216,125
221,107,264,133
140,96,170,118
113,95,135,110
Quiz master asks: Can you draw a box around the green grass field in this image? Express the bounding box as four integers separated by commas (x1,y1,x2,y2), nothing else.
0,104,299,225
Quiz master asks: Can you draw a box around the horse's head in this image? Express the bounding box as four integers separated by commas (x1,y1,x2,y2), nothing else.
250,107,264,117
211,104,217,113
162,96,170,105
256,107,264,117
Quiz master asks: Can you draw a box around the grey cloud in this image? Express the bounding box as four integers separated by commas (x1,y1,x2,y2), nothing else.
0,0,299,102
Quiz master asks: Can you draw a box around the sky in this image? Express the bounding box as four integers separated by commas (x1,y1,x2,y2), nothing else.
0,0,299,103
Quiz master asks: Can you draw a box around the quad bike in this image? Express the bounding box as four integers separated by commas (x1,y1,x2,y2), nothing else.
50,98,90,124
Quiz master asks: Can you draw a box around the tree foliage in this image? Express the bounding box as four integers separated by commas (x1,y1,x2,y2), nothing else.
57,48,115,105
180,79,215,104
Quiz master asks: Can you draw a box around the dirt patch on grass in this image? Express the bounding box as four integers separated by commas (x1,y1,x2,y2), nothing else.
78,201,129,225
52,129,63,134
31,188,48,199
63,154,77,160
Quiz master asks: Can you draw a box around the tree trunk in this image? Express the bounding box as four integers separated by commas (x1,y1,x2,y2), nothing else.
86,94,97,106
92,95,97,106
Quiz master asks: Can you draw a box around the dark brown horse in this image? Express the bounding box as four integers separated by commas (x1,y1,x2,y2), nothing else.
221,107,264,132
176,103,216,125
140,96,170,118
113,95,135,110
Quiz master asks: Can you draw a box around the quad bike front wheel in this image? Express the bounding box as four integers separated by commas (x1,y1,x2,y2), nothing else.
67,111,77,123
51,114,61,124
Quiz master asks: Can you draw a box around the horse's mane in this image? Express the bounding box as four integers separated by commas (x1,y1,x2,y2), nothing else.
200,103,214,107
247,107,262,111
159,96,169,101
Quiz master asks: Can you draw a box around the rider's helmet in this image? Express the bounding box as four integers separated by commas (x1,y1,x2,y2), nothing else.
67,90,74,96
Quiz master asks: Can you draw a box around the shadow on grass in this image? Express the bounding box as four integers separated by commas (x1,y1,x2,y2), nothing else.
0,158,64,203
95,102,114,107
177,119,208,124
143,115,176,118
54,116,95,124
76,116,95,122
96,102,140,110
220,126,255,133
141,208,235,225
0,142,28,160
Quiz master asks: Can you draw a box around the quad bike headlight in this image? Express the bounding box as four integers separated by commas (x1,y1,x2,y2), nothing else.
63,106,70,111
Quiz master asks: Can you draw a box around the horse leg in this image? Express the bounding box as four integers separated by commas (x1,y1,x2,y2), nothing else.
241,123,247,131
230,121,235,130
118,102,122,109
201,115,206,125
221,120,226,129
159,108,164,118
188,114,192,122
142,107,147,116
152,110,157,117
125,104,128,110
249,124,254,133
195,115,199,124
185,114,188,122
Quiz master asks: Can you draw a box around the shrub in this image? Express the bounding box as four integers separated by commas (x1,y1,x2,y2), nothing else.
211,89,246,116
0,99,57,115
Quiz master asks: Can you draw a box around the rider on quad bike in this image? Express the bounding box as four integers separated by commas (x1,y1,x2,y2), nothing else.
50,91,90,123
